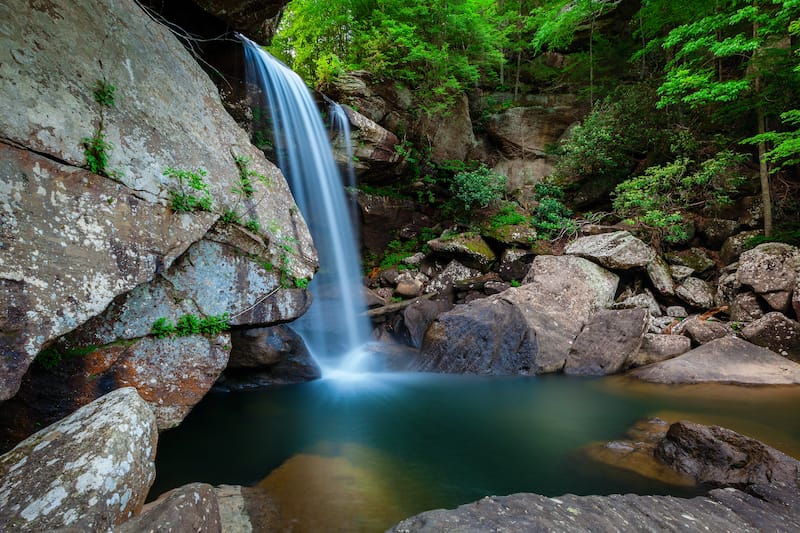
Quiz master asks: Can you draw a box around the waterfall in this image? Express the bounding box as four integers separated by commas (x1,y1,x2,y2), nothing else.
238,35,372,373
327,100,357,190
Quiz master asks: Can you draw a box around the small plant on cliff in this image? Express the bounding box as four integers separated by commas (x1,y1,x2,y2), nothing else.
151,313,230,338
165,167,214,212
83,79,116,176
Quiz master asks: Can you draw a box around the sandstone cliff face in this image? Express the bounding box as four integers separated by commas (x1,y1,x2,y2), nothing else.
0,0,317,416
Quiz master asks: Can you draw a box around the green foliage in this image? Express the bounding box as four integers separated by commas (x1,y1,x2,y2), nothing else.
93,80,116,107
270,0,505,113
294,277,310,289
165,167,213,213
245,219,260,233
151,313,230,338
379,239,417,270
450,164,506,211
613,150,749,244
489,203,527,229
510,279,522,288
37,344,102,370
531,182,575,239
745,228,800,249
83,132,113,175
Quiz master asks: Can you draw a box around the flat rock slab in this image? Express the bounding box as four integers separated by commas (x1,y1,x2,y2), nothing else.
629,336,800,385
388,489,800,533
0,388,157,531
565,231,656,270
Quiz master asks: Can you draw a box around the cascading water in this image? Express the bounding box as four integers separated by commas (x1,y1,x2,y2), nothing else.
327,99,357,190
238,35,372,373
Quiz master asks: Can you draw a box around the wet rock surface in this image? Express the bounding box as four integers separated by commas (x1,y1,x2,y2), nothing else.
564,308,649,376
0,388,157,531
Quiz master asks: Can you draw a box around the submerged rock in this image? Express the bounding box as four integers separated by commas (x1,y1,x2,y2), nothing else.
629,336,800,385
0,388,157,531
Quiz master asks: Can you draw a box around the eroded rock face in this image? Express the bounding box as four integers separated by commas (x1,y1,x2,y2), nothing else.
335,106,402,182
0,388,157,531
565,231,656,270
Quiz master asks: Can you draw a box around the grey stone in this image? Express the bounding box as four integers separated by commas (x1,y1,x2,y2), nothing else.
630,336,800,385
401,299,455,349
666,306,688,318
117,483,221,533
564,309,649,375
649,316,679,334
418,255,618,375
741,312,800,362
627,334,692,368
335,105,402,182
0,388,157,531
484,281,511,295
737,242,800,294
395,278,424,297
683,316,731,345
402,252,426,267
716,271,742,308
646,255,675,296
730,292,766,322
497,248,534,282
670,265,695,282
565,231,656,270
760,291,793,312
613,289,662,317
676,277,716,309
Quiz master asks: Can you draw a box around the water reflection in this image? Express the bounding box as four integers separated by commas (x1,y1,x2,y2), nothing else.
152,374,800,531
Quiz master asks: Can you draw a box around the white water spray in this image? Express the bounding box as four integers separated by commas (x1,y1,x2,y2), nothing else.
239,35,372,373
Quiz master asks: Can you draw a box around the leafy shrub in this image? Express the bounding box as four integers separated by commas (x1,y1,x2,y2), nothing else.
151,317,175,339
175,314,202,336
531,182,574,239
83,132,113,175
612,150,748,244
152,313,230,338
198,313,231,335
450,164,506,211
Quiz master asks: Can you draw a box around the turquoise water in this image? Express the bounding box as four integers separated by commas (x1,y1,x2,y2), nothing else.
151,373,800,531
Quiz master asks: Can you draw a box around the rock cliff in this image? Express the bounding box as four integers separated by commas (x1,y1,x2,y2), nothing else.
0,0,316,430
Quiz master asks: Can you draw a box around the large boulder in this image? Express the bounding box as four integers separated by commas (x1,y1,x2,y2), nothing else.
417,255,618,375
0,0,316,400
564,308,649,376
565,231,656,270
0,388,157,531
427,233,496,272
655,421,800,489
737,243,800,301
630,336,800,385
117,482,221,533
675,277,716,309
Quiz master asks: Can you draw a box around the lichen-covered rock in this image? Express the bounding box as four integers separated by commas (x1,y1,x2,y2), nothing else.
675,277,716,309
737,242,800,295
0,0,316,399
730,292,766,323
630,337,800,385
117,482,221,533
612,289,662,317
564,308,649,375
425,261,482,295
0,388,157,531
741,312,800,362
427,233,496,271
0,145,212,401
698,218,740,249
565,231,656,270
